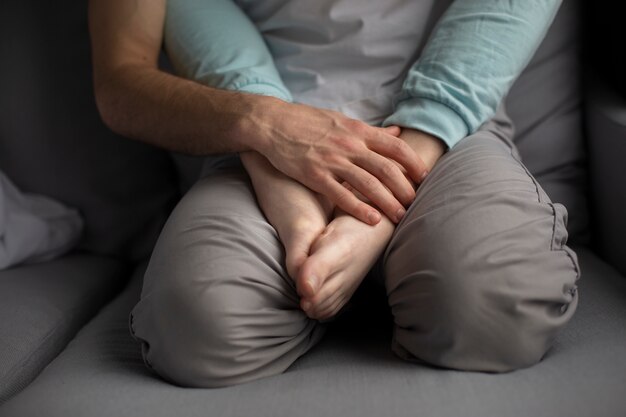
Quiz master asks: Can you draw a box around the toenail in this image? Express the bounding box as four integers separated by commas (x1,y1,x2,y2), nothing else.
302,301,311,311
307,275,318,291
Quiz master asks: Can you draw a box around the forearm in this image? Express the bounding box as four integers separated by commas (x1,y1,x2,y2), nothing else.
241,152,333,221
399,129,446,173
89,0,428,224
384,0,561,149
94,65,280,155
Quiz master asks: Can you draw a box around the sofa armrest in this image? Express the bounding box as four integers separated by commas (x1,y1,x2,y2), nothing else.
586,79,626,276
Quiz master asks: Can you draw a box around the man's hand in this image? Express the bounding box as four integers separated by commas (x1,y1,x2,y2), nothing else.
295,127,446,320
244,101,429,225
89,0,429,226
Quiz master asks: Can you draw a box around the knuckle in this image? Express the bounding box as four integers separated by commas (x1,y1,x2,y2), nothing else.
333,188,350,205
380,160,399,179
345,118,365,133
324,151,343,166
307,166,325,183
332,136,358,154
363,175,380,191
389,138,407,155
350,120,374,141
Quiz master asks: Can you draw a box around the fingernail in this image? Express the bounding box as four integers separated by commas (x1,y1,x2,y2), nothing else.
396,207,406,222
421,170,429,181
302,301,311,311
368,211,381,224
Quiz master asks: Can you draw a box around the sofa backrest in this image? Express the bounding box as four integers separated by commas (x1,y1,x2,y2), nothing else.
0,1,181,262
505,0,588,242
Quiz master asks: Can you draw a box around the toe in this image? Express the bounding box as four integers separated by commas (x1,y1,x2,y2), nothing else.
305,276,344,319
297,252,335,299
285,248,307,281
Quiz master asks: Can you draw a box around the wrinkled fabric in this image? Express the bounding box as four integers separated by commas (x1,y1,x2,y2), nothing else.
382,0,562,147
130,107,579,387
165,0,561,147
165,0,292,102
0,171,83,270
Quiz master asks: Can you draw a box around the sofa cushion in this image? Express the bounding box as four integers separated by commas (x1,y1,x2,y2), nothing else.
0,254,128,404
506,0,588,243
1,246,624,417
0,0,180,261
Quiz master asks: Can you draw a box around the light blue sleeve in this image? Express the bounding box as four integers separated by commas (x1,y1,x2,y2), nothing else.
382,0,562,149
164,0,292,102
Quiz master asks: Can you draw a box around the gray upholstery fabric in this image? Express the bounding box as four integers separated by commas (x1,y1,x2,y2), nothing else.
2,246,624,417
506,0,588,243
0,0,179,261
0,254,128,404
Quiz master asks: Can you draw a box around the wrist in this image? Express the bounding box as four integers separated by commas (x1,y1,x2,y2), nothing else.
399,128,446,171
231,94,287,155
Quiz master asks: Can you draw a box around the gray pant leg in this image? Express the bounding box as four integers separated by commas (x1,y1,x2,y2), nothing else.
130,168,324,388
383,108,580,372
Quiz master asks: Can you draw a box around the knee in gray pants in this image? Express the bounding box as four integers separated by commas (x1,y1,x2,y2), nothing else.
132,268,321,387
383,131,580,372
130,172,324,388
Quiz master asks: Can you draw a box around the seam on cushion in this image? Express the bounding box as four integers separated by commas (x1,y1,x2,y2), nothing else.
3,296,94,381
0,314,70,402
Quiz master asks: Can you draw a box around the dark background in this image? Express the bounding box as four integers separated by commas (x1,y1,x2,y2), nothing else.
583,0,626,98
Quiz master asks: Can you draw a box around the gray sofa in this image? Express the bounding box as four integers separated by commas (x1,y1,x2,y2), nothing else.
1,1,625,416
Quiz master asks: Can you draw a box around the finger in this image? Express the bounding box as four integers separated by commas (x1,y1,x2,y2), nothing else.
380,125,402,137
367,133,429,184
296,236,342,300
354,151,416,207
338,165,406,223
316,176,382,226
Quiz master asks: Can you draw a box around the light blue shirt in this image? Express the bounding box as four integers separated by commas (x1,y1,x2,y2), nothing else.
165,0,561,149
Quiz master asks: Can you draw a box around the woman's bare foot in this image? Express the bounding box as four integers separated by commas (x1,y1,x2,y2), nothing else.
296,209,395,320
241,128,444,317
241,151,333,279
273,189,331,279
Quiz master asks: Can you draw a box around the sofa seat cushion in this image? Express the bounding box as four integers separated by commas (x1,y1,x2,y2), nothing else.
0,254,128,404
1,247,624,417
